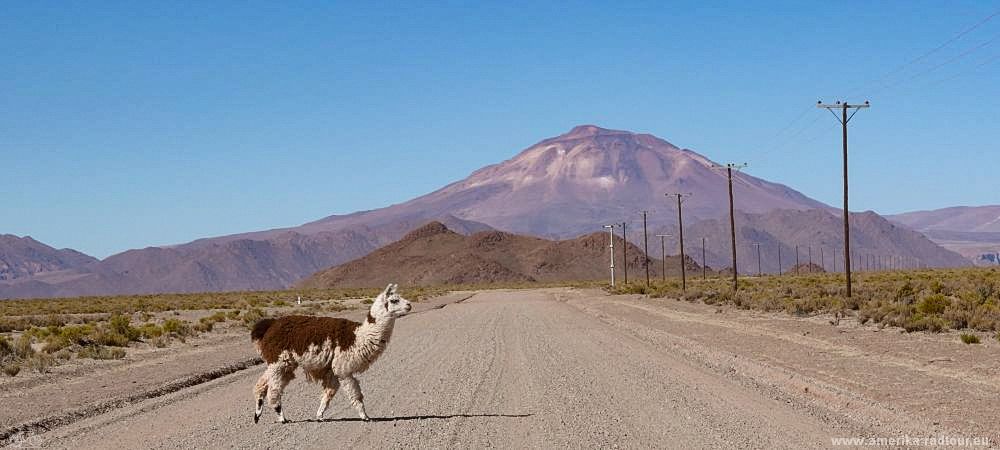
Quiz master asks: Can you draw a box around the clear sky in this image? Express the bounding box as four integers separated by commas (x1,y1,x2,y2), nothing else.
4,1,999,258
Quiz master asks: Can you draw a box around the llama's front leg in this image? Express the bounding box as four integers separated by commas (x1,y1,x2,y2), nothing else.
253,367,271,423
341,376,369,421
316,373,340,419
267,362,296,423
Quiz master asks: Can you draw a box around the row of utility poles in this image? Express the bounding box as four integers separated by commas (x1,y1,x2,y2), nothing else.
605,100,871,297
608,223,924,285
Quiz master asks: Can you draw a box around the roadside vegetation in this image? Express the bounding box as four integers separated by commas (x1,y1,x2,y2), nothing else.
6,268,998,376
0,282,576,377
0,288,387,377
611,267,1000,339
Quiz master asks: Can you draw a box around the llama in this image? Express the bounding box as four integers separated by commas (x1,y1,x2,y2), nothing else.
251,283,411,423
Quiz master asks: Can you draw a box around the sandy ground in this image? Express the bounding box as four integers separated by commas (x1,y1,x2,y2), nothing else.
5,288,1000,448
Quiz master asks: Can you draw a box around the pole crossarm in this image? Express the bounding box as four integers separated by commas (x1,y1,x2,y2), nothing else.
817,101,870,124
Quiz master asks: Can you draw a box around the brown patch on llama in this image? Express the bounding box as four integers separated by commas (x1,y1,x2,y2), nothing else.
253,316,360,364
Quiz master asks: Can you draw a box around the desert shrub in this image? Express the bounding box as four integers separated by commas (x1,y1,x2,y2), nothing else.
150,335,169,348
241,308,266,329
960,333,980,344
904,314,948,332
968,304,1000,331
93,328,131,347
917,294,950,315
24,353,54,373
0,335,13,359
108,314,139,341
79,345,126,360
785,296,840,316
193,312,228,333
976,282,996,304
273,300,288,307
14,335,34,359
162,319,192,337
326,302,350,312
43,324,96,353
226,310,241,320
894,281,917,305
301,303,322,312
2,363,21,376
0,317,29,333
944,292,980,329
136,323,164,339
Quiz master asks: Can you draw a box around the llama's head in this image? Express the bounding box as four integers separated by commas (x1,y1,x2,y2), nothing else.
370,283,411,320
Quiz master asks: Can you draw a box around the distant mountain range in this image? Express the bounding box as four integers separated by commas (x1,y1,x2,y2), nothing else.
0,125,973,299
887,206,1000,266
299,221,701,289
0,235,97,281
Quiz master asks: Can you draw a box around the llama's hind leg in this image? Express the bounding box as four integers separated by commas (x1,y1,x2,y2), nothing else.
316,372,340,419
253,367,271,423
341,375,369,421
267,361,296,423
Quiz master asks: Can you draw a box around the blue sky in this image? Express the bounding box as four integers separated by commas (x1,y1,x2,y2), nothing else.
3,1,999,258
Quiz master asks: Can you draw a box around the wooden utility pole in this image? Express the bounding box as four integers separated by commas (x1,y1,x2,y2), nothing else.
667,193,691,291
642,211,650,286
753,243,762,277
795,245,800,274
777,245,782,275
818,100,869,298
718,164,746,291
604,225,616,286
820,247,825,272
655,234,671,283
702,237,708,280
620,222,628,284
808,246,813,273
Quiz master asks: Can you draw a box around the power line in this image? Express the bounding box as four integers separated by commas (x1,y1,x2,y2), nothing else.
927,51,1000,87
878,31,1000,94
848,8,1000,97
749,8,1000,172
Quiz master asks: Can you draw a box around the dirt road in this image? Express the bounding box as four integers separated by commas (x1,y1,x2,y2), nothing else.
20,288,1000,448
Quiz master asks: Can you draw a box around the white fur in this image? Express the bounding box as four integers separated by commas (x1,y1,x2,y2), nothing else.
253,283,411,423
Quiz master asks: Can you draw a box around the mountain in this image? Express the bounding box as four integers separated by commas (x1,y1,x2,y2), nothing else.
888,206,1000,233
0,216,492,299
887,206,1000,265
298,222,701,289
0,235,97,281
281,125,831,242
1,125,970,299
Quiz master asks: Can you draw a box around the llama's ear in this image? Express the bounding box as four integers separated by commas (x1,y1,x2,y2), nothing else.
382,283,395,297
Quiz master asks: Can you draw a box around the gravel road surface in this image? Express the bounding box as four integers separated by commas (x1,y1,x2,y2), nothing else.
23,288,894,449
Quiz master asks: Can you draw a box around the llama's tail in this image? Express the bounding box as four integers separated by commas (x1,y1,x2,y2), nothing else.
250,318,275,342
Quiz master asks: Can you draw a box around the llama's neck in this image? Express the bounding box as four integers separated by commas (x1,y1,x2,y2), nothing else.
352,314,396,357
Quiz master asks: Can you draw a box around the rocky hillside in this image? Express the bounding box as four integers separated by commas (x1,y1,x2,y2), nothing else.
298,222,702,288
0,235,96,281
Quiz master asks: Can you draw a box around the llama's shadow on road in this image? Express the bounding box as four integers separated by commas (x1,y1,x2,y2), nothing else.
296,413,533,424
